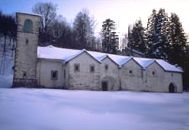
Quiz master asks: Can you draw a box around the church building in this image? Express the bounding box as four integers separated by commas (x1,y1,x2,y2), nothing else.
13,12,183,93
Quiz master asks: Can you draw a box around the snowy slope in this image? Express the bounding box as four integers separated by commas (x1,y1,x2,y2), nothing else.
0,52,14,88
0,75,13,88
0,88,189,130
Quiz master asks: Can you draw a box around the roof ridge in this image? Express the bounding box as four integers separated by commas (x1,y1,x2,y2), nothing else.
37,46,183,73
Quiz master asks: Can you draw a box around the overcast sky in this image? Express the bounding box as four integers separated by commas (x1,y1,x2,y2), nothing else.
0,0,189,36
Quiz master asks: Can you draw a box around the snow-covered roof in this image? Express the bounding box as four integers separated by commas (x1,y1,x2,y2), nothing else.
16,12,42,17
38,45,81,61
156,59,183,72
134,57,155,69
37,45,183,73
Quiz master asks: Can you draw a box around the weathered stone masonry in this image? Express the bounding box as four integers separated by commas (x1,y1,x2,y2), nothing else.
13,13,41,87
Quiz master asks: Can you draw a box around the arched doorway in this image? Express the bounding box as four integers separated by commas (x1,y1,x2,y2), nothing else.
102,81,108,91
101,76,117,91
169,83,177,93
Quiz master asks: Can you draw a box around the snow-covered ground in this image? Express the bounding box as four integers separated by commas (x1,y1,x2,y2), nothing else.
0,45,14,88
0,88,189,130
0,45,188,130
0,75,13,88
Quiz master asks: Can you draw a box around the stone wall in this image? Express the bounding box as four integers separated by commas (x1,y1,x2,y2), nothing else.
100,57,120,90
36,53,183,92
164,72,183,92
67,52,101,90
144,62,166,92
13,13,41,87
120,59,143,91
37,59,64,88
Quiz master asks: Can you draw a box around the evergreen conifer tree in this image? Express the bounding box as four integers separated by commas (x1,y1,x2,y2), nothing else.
127,20,146,54
101,19,119,54
169,13,187,65
169,13,188,89
146,9,170,60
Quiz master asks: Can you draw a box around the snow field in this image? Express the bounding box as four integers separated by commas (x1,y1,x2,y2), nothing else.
0,88,189,130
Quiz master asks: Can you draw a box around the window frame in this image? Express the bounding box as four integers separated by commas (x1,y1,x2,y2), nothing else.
129,70,133,74
23,19,33,33
90,65,95,73
25,38,29,44
23,71,27,78
105,64,108,71
74,64,80,72
152,70,157,77
51,70,58,80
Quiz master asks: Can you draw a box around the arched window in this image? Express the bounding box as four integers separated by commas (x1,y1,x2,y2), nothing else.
23,19,33,33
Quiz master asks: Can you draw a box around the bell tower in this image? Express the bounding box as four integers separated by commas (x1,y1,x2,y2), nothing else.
13,12,41,87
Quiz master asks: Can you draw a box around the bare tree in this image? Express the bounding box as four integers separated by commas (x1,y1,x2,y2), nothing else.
32,2,57,44
73,9,95,49
0,12,16,75
49,16,76,48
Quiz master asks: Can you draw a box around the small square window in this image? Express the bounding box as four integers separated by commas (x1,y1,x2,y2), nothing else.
25,39,29,44
90,65,95,73
129,70,132,74
51,70,58,80
23,71,26,77
105,64,108,71
74,64,80,72
152,71,155,75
